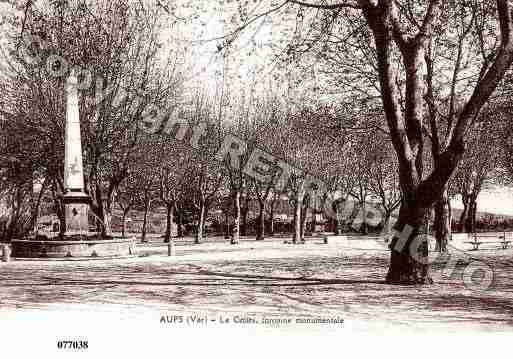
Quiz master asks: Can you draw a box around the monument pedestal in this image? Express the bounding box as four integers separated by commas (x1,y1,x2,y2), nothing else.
62,191,90,235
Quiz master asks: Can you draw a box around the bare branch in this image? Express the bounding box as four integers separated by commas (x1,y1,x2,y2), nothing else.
288,0,361,10
450,0,513,146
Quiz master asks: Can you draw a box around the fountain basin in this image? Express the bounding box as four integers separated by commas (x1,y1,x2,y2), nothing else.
10,237,137,259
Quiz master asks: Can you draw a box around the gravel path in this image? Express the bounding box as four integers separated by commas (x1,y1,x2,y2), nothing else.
1,235,512,331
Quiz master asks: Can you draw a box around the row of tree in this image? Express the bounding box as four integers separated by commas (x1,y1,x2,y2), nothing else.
1,0,513,285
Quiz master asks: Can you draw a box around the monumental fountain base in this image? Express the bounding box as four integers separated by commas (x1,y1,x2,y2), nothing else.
10,234,136,259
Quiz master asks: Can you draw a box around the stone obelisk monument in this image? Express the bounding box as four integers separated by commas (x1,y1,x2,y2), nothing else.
10,73,137,258
62,72,90,236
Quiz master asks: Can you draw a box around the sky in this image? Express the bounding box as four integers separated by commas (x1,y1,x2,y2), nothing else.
3,1,513,216
452,186,513,216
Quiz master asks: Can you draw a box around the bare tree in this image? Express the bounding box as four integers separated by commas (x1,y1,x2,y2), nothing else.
246,95,284,241
452,117,503,233
366,131,402,235
267,107,337,243
158,140,191,243
207,0,513,284
129,138,161,243
183,97,224,244
2,0,184,236
114,174,140,237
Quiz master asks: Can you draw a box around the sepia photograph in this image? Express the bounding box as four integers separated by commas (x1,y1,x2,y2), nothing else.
1,0,512,357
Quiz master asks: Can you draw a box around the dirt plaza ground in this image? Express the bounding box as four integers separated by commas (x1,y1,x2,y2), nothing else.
1,235,512,332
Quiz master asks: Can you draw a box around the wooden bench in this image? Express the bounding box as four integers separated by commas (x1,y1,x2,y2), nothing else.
465,233,511,251
498,236,512,250
464,239,483,251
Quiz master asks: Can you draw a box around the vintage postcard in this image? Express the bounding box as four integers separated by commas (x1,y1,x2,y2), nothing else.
1,0,512,357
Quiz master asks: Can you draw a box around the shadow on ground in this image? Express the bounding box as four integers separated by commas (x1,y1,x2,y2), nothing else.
1,251,512,329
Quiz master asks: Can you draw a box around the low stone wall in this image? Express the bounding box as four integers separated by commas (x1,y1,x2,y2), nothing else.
451,233,474,241
11,237,136,259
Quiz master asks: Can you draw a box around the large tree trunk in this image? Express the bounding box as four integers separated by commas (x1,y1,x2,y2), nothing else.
231,191,240,244
434,188,451,252
163,202,174,243
385,145,465,285
256,199,265,241
386,198,432,285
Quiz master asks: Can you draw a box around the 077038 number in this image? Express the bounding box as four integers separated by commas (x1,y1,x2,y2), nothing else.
57,341,88,350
